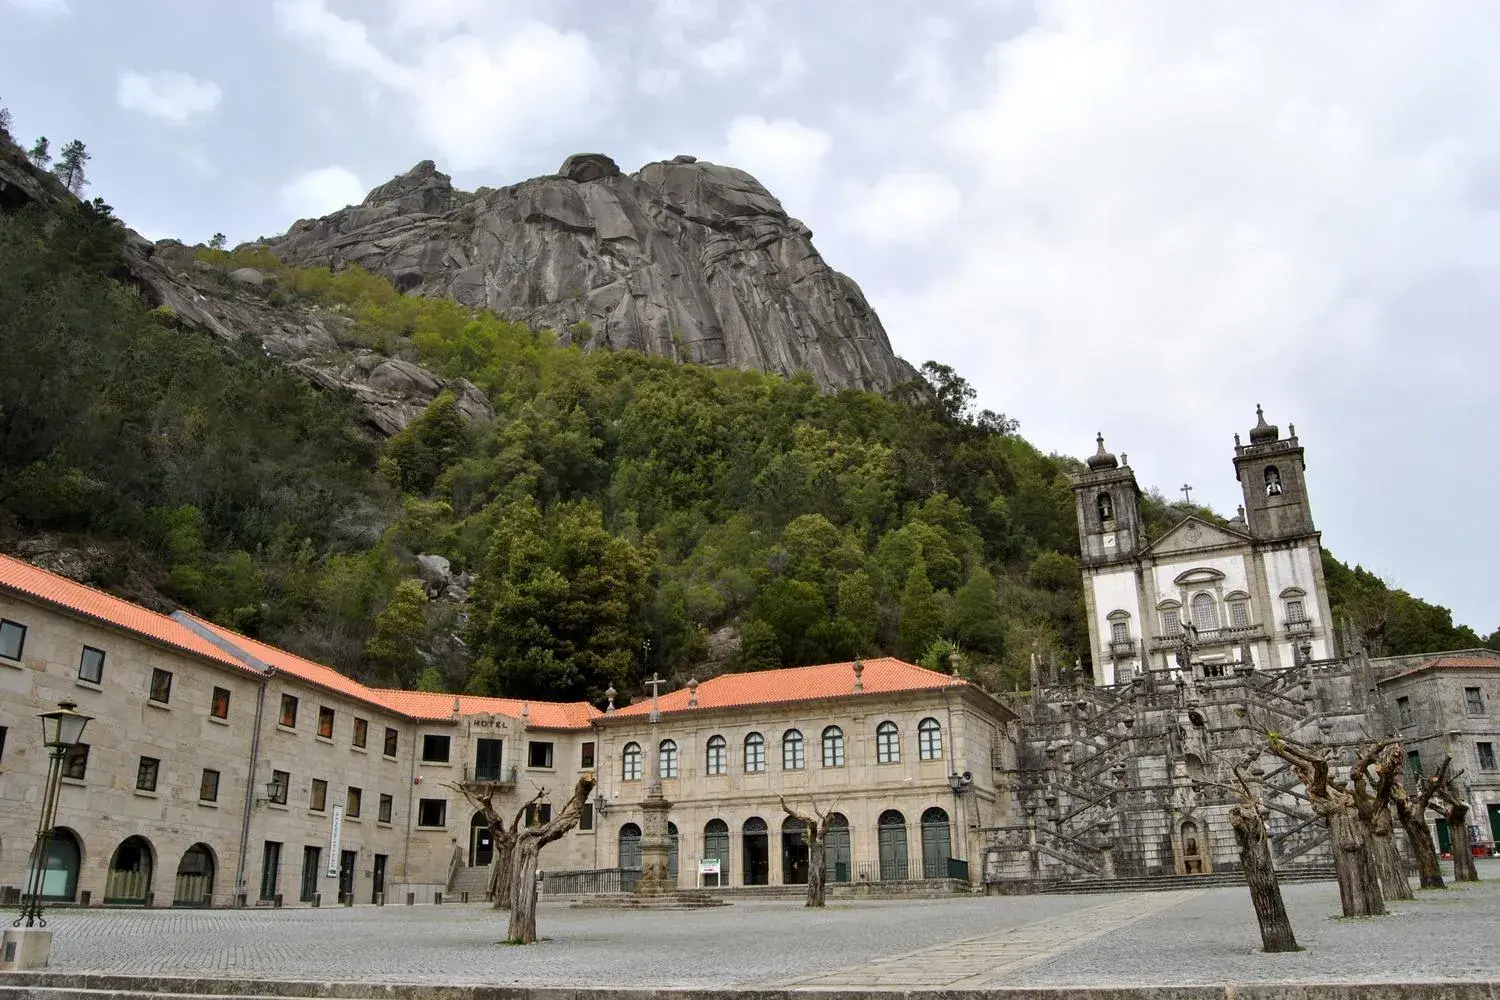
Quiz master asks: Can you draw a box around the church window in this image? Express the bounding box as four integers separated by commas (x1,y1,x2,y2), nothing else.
782,729,805,770
876,721,900,764
1110,620,1129,644
744,732,766,773
822,726,845,767
1096,492,1114,521
621,742,642,782
705,735,727,775
659,739,678,779
918,718,943,760
1190,593,1218,631
1285,599,1306,624
1162,608,1181,636
1228,600,1250,628
1264,466,1283,496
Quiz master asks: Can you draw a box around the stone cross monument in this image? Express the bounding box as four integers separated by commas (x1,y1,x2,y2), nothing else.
635,673,675,895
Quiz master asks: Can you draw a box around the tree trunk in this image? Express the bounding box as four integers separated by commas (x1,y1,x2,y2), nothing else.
506,839,541,944
489,840,515,909
1328,807,1385,917
806,837,827,908
1368,809,1412,901
1229,804,1299,953
1392,787,1444,889
1448,803,1478,882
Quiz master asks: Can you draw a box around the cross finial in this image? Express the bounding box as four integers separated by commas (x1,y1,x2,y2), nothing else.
1180,483,1193,504
645,672,665,724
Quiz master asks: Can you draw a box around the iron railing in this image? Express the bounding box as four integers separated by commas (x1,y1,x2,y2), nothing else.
853,857,968,882
541,867,641,895
464,764,518,785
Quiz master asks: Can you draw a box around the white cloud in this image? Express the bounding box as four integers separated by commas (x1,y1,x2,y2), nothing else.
274,0,608,171
844,173,962,246
116,71,222,125
279,166,365,220
638,67,682,96
4,0,68,15
720,115,832,215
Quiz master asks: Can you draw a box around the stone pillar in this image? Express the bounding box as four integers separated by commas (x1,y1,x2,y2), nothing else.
636,795,674,895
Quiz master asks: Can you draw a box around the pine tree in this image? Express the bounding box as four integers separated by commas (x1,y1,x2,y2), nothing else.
950,565,1005,654
365,579,429,684
898,559,943,661
736,619,782,672
53,139,89,195
27,136,50,169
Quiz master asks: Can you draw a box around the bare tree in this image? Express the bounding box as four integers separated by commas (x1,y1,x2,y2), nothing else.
779,795,837,908
447,780,544,908
1221,754,1300,952
1433,764,1479,883
507,772,595,944
1351,742,1412,901
1390,755,1449,890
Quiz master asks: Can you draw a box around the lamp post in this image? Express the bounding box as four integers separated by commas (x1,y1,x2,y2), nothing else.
15,701,92,928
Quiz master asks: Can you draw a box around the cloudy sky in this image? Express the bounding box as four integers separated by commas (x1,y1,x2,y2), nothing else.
3,0,1497,634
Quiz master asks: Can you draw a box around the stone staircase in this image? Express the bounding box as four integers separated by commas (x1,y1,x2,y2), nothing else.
446,865,491,901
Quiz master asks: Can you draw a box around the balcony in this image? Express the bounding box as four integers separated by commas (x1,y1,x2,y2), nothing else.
1285,618,1313,637
1109,639,1137,657
463,764,518,787
1150,623,1265,652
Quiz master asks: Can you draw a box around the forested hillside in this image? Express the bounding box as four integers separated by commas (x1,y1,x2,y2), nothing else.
1,199,1491,706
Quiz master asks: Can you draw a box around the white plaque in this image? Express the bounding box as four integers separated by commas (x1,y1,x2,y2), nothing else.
328,804,344,876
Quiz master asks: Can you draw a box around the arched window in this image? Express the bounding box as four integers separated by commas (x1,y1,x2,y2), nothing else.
744,732,766,773
705,735,727,776
668,822,679,879
877,810,908,880
1108,610,1131,645
659,739,678,779
920,807,952,877
1190,593,1218,631
821,726,845,768
1264,466,1283,496
782,729,805,770
876,721,900,764
1097,491,1114,521
742,817,769,885
1158,599,1182,637
918,718,943,760
618,823,642,870
174,843,216,907
105,835,155,904
1224,591,1251,629
703,819,730,880
621,741,642,781
27,827,82,901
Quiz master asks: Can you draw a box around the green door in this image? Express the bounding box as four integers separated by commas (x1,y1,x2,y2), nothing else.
1488,804,1500,845
1436,819,1452,854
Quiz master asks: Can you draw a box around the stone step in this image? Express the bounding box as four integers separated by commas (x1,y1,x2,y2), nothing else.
1038,866,1337,894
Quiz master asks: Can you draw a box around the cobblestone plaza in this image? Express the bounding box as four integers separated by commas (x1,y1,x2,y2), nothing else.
24,864,1500,990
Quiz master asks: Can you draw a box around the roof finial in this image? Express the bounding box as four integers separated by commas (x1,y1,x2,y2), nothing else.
451,694,460,716
1086,432,1119,471
852,657,864,692
1249,404,1279,444
604,684,616,715
686,676,699,708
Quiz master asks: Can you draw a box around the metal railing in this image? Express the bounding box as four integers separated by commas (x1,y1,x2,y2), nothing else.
854,857,969,882
541,867,641,895
464,764,518,785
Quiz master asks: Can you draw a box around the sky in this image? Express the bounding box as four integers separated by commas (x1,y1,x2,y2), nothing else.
2,0,1497,635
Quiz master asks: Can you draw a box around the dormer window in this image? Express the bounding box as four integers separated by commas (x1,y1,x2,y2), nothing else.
1264,466,1283,496
1097,492,1114,521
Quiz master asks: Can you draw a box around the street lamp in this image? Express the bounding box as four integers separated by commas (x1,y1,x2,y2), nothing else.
15,701,93,928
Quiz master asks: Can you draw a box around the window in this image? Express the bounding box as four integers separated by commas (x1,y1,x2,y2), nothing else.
136,756,160,792
352,717,368,748
317,706,335,739
524,802,553,826
782,729,805,770
744,732,766,773
378,793,393,824
199,768,220,802
876,721,900,764
659,739,678,778
1406,750,1423,781
383,727,399,757
347,786,362,817
279,693,298,728
310,778,328,812
78,646,105,684
422,734,451,763
149,668,173,704
62,743,89,780
0,726,6,764
1286,599,1306,624
1478,742,1497,771
1397,696,1413,727
0,619,26,660
475,738,504,780
1465,687,1485,715
1162,608,1181,636
822,726,845,768
1228,601,1250,628
918,717,943,760
417,798,447,828
527,740,554,769
1265,465,1283,496
1110,621,1129,644
705,735,727,775
211,686,231,720
1096,491,1114,521
1190,593,1218,631
581,741,596,769
622,742,643,781
269,769,290,805
579,802,594,831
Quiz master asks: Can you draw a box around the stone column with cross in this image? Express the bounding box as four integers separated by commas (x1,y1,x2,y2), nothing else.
635,673,676,896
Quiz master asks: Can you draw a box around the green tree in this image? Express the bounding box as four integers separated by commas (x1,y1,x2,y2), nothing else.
52,139,89,195
1028,550,1079,592
735,619,782,672
750,577,827,665
950,565,1005,654
836,570,879,650
209,232,227,251
0,101,12,138
27,135,49,169
382,391,471,494
898,560,943,660
415,664,445,692
366,580,430,683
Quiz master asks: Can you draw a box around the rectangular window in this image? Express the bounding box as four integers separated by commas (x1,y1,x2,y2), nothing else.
1229,602,1250,628
1286,599,1306,623
1465,687,1484,715
136,756,160,792
200,768,220,802
0,619,26,660
579,801,594,831
527,741,554,769
475,738,504,780
1406,750,1423,781
1396,696,1412,727
352,717,368,749
149,668,173,704
211,686,231,720
310,778,328,812
260,841,282,902
707,739,727,775
782,735,804,771
347,786,362,817
378,793,393,824
745,736,765,773
581,741,596,769
417,798,447,828
269,768,290,805
1479,742,1497,771
62,743,89,780
422,734,451,763
0,725,7,764
1161,609,1180,635
78,646,105,683
383,727,399,757
524,803,553,826
317,706,335,739
279,694,298,728
1110,621,1129,644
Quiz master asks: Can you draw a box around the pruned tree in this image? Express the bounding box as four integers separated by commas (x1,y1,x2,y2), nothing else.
507,772,595,944
27,135,50,169
1390,755,1449,889
447,780,544,908
779,795,837,908
53,139,90,195
1215,752,1300,952
1433,763,1478,883
1351,742,1412,901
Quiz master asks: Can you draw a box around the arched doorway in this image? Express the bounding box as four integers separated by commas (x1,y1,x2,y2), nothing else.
877,810,908,881
618,823,642,870
26,827,82,902
470,811,494,867
825,813,851,883
668,822,680,881
173,844,216,907
921,807,952,878
703,819,730,887
1179,819,1208,875
781,815,809,885
105,836,154,905
742,817,769,885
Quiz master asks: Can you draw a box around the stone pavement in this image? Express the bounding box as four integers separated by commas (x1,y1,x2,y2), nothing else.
18,861,1500,990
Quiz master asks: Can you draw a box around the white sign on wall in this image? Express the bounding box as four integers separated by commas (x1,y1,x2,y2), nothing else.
328,804,344,876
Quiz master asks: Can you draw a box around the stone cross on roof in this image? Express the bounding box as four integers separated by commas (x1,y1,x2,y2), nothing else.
645,672,665,725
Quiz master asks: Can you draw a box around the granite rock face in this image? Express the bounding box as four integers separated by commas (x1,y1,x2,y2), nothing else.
264,154,917,393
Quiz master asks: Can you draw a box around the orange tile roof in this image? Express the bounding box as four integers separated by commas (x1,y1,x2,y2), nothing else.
369,690,601,729
183,613,395,708
1383,652,1500,682
608,657,964,719
0,554,260,674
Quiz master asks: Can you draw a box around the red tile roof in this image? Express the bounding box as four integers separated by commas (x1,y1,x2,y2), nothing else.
1384,652,1500,682
608,657,964,719
370,690,600,730
0,554,259,674
183,613,386,707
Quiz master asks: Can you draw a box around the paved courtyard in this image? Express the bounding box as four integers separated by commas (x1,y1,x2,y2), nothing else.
25,863,1500,990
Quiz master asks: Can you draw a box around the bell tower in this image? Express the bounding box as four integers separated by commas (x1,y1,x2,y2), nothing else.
1071,434,1144,566
1233,405,1316,540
